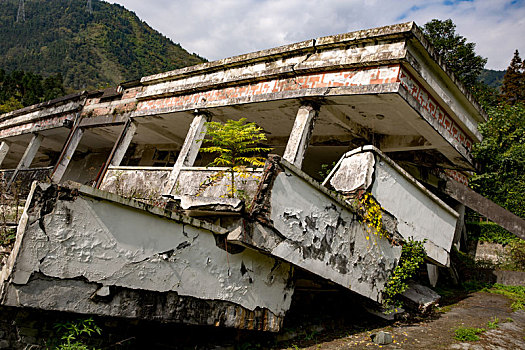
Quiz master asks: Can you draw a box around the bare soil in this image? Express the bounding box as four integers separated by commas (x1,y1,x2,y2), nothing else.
272,292,525,350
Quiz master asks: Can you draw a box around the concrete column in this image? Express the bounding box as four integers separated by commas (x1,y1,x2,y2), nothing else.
283,103,319,168
51,128,84,183
7,134,43,188
163,112,211,196
111,121,137,166
0,141,10,167
453,203,466,250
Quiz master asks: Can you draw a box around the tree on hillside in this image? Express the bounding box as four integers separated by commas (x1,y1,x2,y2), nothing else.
0,69,65,114
422,19,487,89
501,50,525,104
470,103,525,219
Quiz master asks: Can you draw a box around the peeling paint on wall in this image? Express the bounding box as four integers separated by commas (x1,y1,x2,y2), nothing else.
1,183,294,331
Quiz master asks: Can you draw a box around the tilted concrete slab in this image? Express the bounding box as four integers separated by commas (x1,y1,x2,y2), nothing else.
325,146,458,266
229,155,402,303
0,182,294,331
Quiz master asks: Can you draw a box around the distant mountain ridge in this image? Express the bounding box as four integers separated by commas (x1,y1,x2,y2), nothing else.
479,69,505,90
0,0,205,90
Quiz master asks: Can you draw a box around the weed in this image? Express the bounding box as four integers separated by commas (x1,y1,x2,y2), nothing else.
49,318,102,350
454,327,485,341
487,317,499,329
382,238,426,311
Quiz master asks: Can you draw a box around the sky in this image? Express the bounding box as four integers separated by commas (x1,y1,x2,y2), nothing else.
111,0,525,71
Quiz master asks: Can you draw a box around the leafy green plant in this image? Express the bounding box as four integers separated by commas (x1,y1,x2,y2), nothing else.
466,221,520,245
199,118,271,198
50,318,102,350
318,161,336,179
454,327,485,341
382,238,426,310
487,317,499,329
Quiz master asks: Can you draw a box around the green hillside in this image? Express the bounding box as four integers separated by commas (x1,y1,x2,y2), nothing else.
478,69,505,90
0,0,205,90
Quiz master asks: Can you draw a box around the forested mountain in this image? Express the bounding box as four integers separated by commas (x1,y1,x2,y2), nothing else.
0,0,205,90
478,69,505,89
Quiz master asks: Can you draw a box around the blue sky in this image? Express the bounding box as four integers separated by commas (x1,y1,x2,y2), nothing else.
111,0,525,70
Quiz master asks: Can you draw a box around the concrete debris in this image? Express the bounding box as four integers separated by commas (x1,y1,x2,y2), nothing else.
371,331,393,345
401,282,441,313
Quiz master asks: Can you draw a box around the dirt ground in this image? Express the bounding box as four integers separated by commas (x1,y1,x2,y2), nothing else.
272,292,525,350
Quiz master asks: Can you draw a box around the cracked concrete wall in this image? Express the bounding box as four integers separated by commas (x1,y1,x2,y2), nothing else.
232,157,402,303
1,183,294,331
268,167,400,302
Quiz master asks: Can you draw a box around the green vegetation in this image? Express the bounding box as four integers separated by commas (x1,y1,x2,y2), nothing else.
199,118,271,198
470,103,525,219
422,19,487,89
466,222,520,245
49,318,102,350
501,50,525,104
0,0,205,91
0,69,65,113
453,327,485,341
487,317,499,329
487,284,525,311
382,238,426,310
461,281,525,312
478,69,505,89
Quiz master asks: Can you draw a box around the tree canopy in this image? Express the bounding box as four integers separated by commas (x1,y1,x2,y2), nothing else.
422,19,487,89
0,69,65,113
501,50,525,104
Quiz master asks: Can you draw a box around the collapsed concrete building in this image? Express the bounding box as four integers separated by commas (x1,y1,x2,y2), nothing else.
1,22,524,336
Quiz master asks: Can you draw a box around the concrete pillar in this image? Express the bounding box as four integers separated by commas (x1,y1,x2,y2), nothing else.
51,128,84,183
7,134,43,188
111,121,137,166
283,103,319,168
453,203,466,250
0,141,10,167
427,263,439,287
163,112,211,196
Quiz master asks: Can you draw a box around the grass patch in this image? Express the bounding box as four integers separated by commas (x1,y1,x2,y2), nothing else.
486,284,525,311
454,327,485,341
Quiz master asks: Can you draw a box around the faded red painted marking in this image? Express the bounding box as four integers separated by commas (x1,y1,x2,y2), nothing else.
137,65,402,112
398,68,473,152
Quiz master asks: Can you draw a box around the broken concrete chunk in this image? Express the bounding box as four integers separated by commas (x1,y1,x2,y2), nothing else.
401,282,441,313
95,286,111,297
329,152,375,193
371,331,393,345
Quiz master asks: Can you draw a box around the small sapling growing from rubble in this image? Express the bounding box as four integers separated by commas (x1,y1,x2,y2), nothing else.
199,118,271,198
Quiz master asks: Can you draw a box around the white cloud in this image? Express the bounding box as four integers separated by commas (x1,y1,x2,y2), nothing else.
112,0,525,70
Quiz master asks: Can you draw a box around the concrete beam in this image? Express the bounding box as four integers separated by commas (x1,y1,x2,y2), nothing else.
111,121,137,166
7,134,44,188
443,178,525,240
323,104,372,142
51,128,84,183
283,104,319,168
379,135,434,152
163,112,211,196
0,141,10,167
140,122,184,146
